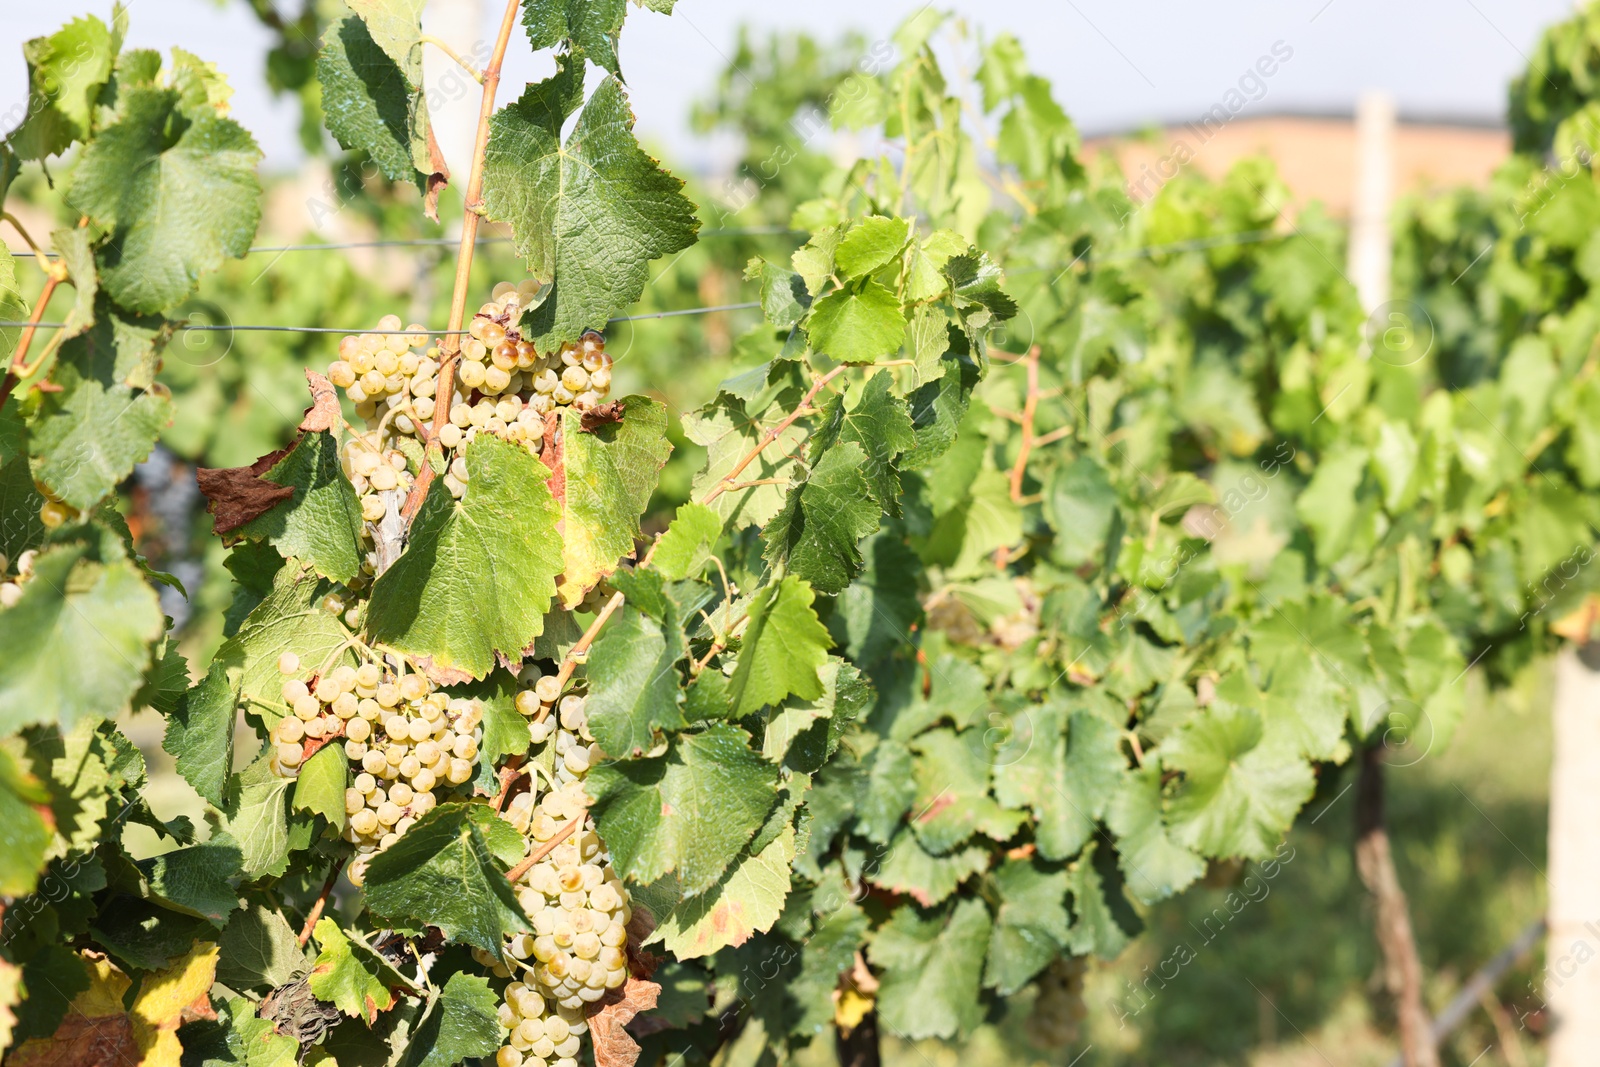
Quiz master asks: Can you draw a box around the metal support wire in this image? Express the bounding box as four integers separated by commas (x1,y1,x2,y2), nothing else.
5,226,803,258
0,301,764,334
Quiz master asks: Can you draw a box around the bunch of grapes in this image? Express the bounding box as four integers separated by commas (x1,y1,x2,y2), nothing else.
465,672,631,1067
1024,956,1089,1049
328,284,616,578
266,652,483,886
0,550,37,608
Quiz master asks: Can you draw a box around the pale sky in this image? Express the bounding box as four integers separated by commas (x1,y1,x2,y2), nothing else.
0,0,1580,176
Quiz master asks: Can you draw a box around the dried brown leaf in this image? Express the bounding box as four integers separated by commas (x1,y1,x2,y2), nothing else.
585,976,660,1067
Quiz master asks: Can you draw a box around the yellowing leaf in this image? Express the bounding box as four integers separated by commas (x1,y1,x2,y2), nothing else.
9,944,217,1067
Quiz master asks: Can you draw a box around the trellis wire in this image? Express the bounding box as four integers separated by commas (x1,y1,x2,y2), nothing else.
5,226,803,258
0,301,764,333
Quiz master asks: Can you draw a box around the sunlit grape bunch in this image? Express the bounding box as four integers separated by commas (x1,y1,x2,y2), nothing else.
513,667,600,784
265,651,484,887
493,980,589,1067
0,550,36,608
473,668,632,1066
1024,956,1089,1049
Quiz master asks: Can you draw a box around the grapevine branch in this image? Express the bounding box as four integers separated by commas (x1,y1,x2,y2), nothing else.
400,0,523,522
505,816,583,883
1355,744,1439,1067
1008,345,1042,504
701,363,849,505
0,272,61,409
298,857,347,946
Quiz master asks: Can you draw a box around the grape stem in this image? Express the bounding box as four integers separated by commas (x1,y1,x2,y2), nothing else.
419,35,484,84
400,0,524,523
700,363,850,506
298,857,347,946
1007,345,1042,503
0,273,60,409
505,815,583,883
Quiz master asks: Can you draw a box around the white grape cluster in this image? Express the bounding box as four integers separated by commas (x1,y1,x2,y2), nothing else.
474,677,630,1067
327,285,615,523
265,652,483,887
0,550,37,608
1024,956,1089,1049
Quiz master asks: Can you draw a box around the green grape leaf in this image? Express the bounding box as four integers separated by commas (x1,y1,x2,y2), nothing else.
7,16,115,160
317,13,440,191
867,829,989,906
761,659,866,773
213,565,355,729
0,747,53,897
856,737,916,845
908,728,1027,853
292,743,349,832
140,839,242,926
92,898,213,973
993,703,1126,861
217,904,305,991
587,724,777,895
792,229,840,296
944,250,1018,323
396,971,503,1067
163,662,238,809
761,441,880,595
1105,764,1206,905
834,216,911,278
747,258,811,329
784,901,870,1035
237,428,365,586
649,825,796,959
0,248,28,366
683,395,806,530
310,918,410,1023
804,280,907,364
869,898,991,1039
51,226,100,347
557,395,672,606
368,435,563,680
650,501,722,581
904,229,968,303
523,0,626,74
1046,456,1118,567
200,998,300,1067
456,671,528,790
135,635,190,716
483,65,699,348
1162,700,1316,861
831,531,923,665
728,576,832,717
66,85,262,314
984,857,1071,995
362,802,530,956
0,539,163,733
1066,841,1142,959
585,602,687,759
28,308,173,510
219,756,293,879
347,0,427,70
811,373,917,512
